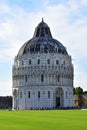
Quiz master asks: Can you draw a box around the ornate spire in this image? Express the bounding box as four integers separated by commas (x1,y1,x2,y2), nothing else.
42,17,44,22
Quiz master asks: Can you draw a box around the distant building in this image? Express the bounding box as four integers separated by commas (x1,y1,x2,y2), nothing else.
0,96,12,109
74,94,87,108
12,19,74,110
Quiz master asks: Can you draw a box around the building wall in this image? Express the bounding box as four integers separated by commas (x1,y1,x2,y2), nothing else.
12,53,74,110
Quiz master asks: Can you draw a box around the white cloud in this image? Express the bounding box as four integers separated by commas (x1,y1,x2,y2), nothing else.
0,2,11,14
81,0,87,5
0,80,12,96
74,62,87,90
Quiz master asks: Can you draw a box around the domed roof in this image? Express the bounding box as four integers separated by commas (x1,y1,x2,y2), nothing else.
17,19,68,58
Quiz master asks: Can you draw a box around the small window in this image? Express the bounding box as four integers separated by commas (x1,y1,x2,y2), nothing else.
57,75,60,82
37,59,40,64
66,91,67,99
38,91,40,98
20,92,22,98
55,47,58,53
40,45,44,53
36,28,40,37
28,91,30,98
48,28,52,37
47,59,50,64
22,61,24,65
25,75,27,82
41,28,45,37
41,74,44,82
29,59,31,65
48,91,50,98
63,60,65,65
56,60,59,65
45,28,48,35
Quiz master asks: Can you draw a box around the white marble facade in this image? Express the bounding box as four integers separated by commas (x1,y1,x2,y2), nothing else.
12,19,74,110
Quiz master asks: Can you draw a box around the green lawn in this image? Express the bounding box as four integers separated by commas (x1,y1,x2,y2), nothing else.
0,110,87,130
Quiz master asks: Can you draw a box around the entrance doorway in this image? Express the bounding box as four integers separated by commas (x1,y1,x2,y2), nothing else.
55,87,63,108
56,97,60,108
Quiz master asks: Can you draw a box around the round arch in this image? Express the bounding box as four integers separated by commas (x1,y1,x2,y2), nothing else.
55,87,64,108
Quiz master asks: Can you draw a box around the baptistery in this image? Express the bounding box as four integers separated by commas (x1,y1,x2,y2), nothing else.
12,19,74,110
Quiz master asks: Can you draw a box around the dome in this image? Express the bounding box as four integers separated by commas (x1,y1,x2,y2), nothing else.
17,19,68,58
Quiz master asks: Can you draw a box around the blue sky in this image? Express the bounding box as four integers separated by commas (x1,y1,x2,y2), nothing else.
0,0,87,95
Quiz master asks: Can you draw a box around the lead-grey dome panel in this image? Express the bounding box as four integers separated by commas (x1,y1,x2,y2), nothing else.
17,19,68,58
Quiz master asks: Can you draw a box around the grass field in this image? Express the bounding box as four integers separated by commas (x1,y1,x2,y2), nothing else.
0,110,87,130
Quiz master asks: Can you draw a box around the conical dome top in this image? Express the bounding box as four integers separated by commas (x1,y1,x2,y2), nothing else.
33,18,52,38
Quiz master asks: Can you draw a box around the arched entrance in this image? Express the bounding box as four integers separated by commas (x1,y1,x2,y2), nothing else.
55,87,63,108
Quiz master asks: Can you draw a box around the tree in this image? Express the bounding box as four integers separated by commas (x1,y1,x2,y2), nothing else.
74,87,83,107
75,87,83,95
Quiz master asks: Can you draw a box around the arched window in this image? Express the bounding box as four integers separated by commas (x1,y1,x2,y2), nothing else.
45,28,48,35
28,91,30,98
57,75,60,82
41,74,44,82
63,60,65,65
20,92,22,98
66,91,67,99
36,28,40,37
22,60,24,66
38,91,40,98
47,59,50,64
40,45,44,53
41,27,45,37
56,60,59,65
25,75,27,82
29,59,31,65
37,59,40,64
48,91,50,98
55,47,58,53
